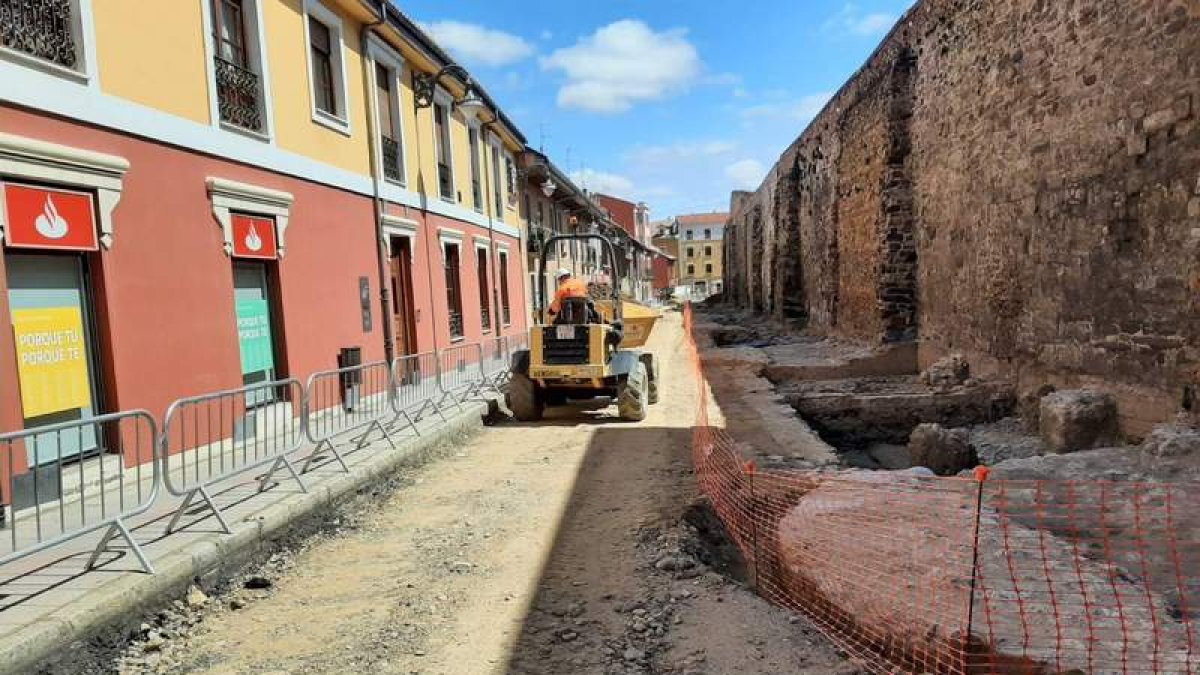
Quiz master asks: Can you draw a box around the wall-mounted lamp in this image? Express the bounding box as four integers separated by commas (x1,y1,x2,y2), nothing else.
540,179,557,198
413,64,488,120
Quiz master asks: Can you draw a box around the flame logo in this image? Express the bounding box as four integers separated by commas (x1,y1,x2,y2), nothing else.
34,196,69,239
245,222,263,252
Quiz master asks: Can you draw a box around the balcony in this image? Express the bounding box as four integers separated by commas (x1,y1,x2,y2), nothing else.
0,0,78,70
214,56,264,133
381,135,401,182
437,162,453,200
448,309,464,339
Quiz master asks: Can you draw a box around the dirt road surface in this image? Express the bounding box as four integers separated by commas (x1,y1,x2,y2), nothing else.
118,313,850,675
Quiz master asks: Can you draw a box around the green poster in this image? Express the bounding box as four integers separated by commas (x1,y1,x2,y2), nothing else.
236,299,274,375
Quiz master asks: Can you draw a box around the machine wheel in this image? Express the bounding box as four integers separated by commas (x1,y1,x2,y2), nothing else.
507,372,544,421
617,362,649,422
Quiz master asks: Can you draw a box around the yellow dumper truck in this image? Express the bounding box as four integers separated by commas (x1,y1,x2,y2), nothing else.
507,234,660,422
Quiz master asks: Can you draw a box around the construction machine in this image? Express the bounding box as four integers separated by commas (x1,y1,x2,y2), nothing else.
507,233,660,422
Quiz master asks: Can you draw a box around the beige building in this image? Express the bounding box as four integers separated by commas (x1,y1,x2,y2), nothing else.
674,213,727,298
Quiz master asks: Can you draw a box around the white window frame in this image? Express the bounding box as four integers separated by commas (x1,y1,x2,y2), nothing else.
438,226,464,264
381,213,417,254
474,237,492,333
366,36,407,186
302,0,351,136
0,0,98,87
432,88,456,203
467,120,483,213
200,0,276,142
496,245,512,326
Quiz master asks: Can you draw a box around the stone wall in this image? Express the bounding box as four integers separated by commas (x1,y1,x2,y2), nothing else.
725,0,1200,434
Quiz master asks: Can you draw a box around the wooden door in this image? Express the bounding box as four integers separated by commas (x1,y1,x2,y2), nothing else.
389,237,417,356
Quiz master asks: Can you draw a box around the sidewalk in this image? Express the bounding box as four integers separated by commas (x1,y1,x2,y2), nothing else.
0,401,488,675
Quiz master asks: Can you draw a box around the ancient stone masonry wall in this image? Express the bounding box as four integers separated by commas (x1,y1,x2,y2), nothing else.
724,0,1200,432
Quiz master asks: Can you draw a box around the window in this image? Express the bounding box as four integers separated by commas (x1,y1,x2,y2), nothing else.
685,229,693,241
704,228,711,239
705,263,713,274
477,245,491,333
687,264,695,275
434,101,454,200
444,242,464,339
704,245,712,257
504,154,516,208
468,126,483,210
209,0,267,134
498,251,511,325
0,0,91,77
490,141,503,215
309,18,336,116
304,0,349,133
686,247,694,258
375,62,403,183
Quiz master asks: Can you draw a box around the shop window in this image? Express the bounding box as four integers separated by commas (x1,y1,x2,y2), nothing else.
232,259,281,395
498,250,511,325
304,0,349,133
444,242,464,339
476,244,491,333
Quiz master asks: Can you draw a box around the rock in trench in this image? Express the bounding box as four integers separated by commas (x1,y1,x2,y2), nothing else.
907,423,977,476
1038,389,1120,453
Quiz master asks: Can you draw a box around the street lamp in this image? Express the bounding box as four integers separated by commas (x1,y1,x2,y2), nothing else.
540,178,557,198
413,64,488,119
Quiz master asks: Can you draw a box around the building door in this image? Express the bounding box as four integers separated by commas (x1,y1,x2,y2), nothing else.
389,236,417,356
5,253,102,466
233,261,278,404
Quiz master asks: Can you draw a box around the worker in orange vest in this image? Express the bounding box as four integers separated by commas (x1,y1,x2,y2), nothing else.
549,268,588,319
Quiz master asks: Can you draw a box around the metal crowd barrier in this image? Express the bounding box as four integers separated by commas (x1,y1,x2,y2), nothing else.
392,351,447,428
436,342,486,406
161,379,305,534
0,410,159,573
480,336,510,393
302,361,400,474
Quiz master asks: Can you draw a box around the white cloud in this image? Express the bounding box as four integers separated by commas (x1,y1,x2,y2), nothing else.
570,168,634,196
823,4,897,37
741,91,834,123
422,21,534,67
725,159,766,190
541,20,701,114
540,29,554,41
625,140,737,165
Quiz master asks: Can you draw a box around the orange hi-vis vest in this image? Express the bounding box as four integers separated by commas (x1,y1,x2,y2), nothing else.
549,278,588,315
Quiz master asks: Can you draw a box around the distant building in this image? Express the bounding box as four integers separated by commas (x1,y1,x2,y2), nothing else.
673,212,727,299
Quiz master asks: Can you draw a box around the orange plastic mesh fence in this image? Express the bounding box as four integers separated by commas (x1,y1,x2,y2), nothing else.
682,304,1199,674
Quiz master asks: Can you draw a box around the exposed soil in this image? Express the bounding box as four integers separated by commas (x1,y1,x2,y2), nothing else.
52,313,852,675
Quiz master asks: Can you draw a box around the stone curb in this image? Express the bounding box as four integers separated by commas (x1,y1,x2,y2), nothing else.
0,404,486,675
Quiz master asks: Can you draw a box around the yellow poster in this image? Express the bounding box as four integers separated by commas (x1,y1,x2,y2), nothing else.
11,306,92,418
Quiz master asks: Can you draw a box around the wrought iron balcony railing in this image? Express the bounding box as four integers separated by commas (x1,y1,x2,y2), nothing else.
0,0,78,69
214,56,264,133
381,135,401,182
448,309,464,339
438,162,453,200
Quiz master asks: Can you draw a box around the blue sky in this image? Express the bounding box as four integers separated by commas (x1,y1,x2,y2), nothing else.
397,0,914,219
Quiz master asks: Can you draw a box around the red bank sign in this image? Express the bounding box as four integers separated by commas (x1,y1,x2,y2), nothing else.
2,183,99,251
231,214,278,259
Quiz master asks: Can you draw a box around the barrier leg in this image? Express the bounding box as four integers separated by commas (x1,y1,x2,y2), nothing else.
85,519,155,574
166,486,232,535
389,409,419,438
258,455,307,494
301,438,350,475
353,419,396,452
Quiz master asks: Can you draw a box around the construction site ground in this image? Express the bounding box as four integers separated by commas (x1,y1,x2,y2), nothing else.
57,312,854,675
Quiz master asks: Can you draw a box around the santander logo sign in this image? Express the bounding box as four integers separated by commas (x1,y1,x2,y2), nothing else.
2,183,98,251
231,214,277,259
34,195,70,240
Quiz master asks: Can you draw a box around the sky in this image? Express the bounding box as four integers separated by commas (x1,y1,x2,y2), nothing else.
397,0,915,220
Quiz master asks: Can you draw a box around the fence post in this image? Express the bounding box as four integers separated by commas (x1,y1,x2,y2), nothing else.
964,465,990,667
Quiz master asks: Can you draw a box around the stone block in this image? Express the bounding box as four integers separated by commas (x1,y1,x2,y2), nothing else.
1141,422,1200,458
919,353,969,387
1038,389,1121,453
908,423,978,475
